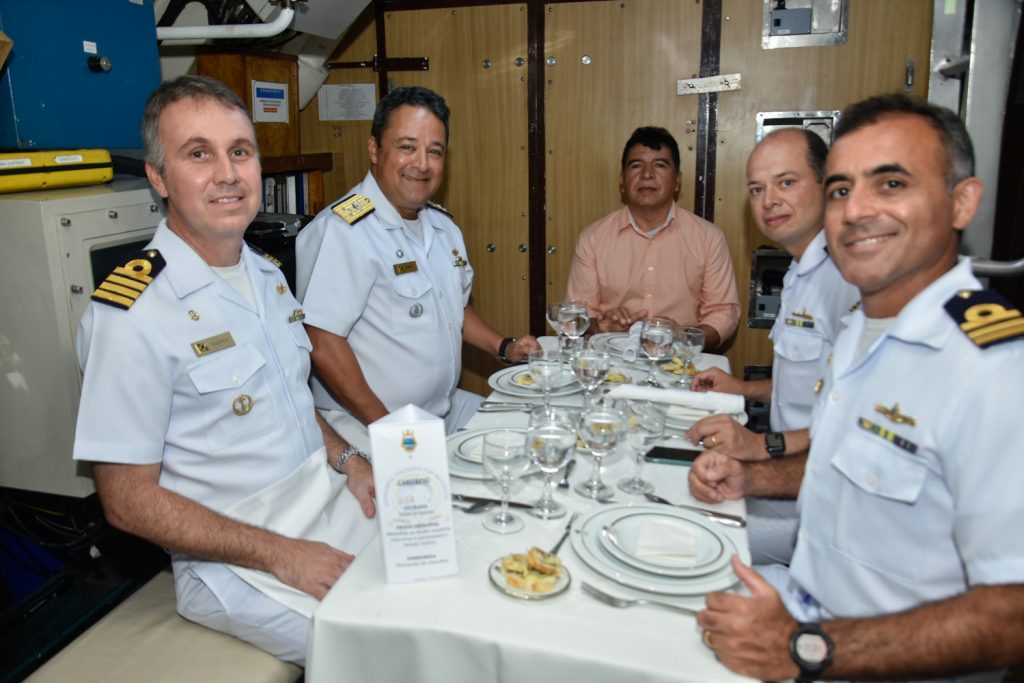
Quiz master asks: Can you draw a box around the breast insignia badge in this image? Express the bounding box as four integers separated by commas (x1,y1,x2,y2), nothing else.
91,249,165,310
332,194,375,225
232,394,254,416
452,248,467,267
875,402,916,426
944,289,1024,348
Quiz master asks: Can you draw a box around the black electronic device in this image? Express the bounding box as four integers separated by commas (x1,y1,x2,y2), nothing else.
643,445,703,466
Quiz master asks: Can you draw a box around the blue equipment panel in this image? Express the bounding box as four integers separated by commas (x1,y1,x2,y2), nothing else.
0,0,161,150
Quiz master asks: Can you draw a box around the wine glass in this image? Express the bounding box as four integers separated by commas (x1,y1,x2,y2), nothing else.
673,326,706,388
481,429,531,534
557,300,590,355
640,317,675,386
527,348,565,409
546,303,567,356
527,406,577,519
618,401,667,494
575,403,626,501
571,347,610,409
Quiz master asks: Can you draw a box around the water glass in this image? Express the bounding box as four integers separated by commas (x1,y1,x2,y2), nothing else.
575,404,626,501
481,430,531,534
546,303,568,356
557,300,590,355
527,348,565,409
673,326,706,388
571,347,610,409
640,317,675,386
527,406,577,519
618,401,667,494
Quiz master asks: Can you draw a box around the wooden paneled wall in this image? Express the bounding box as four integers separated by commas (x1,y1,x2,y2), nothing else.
299,0,934,391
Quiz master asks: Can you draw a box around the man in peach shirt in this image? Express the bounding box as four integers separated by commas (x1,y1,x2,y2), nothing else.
566,127,740,350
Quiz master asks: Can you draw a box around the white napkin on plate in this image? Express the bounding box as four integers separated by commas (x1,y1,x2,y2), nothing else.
621,321,643,362
606,383,744,414
633,519,697,565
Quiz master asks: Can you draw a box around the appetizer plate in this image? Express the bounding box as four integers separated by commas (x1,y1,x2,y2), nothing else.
488,557,571,601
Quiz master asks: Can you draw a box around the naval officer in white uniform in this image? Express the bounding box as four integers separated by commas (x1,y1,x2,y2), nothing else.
297,86,539,442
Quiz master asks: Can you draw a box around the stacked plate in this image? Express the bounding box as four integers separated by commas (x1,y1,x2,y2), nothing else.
570,503,746,595
446,427,538,480
590,332,631,358
488,365,580,399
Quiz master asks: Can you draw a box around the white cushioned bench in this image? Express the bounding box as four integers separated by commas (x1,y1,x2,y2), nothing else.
25,570,302,683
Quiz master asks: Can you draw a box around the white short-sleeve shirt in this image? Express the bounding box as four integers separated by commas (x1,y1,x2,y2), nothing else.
296,172,474,419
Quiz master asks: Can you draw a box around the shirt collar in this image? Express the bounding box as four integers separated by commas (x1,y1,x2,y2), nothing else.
793,229,830,277
359,171,444,233
623,204,676,238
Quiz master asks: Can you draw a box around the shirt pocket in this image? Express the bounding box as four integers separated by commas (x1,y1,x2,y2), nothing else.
774,327,825,411
829,429,932,581
389,271,437,333
774,325,824,362
187,344,276,451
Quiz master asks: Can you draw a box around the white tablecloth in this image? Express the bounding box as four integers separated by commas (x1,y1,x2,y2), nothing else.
307,353,754,683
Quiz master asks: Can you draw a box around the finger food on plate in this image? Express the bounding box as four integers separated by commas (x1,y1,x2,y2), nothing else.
499,547,563,592
661,357,696,377
512,372,537,387
604,369,629,384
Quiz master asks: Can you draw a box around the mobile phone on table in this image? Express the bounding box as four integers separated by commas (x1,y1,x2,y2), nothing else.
643,445,703,466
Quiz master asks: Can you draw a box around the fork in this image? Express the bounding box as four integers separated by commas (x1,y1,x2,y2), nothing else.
581,581,698,616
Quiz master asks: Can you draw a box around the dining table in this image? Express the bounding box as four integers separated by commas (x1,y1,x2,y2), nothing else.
306,341,755,683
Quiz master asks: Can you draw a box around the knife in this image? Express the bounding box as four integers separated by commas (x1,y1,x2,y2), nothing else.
451,493,535,510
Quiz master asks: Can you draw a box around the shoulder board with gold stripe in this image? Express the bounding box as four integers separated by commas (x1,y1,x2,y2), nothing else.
331,193,375,225
944,288,1024,348
91,249,165,310
247,243,282,268
426,201,454,219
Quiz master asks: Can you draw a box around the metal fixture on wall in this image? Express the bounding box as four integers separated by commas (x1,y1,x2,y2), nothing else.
755,110,840,144
761,0,849,50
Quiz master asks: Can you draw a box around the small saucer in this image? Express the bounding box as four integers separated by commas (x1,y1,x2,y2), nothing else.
488,558,571,600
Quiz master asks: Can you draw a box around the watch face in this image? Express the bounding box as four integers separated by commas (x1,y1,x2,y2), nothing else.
795,633,829,664
766,432,784,449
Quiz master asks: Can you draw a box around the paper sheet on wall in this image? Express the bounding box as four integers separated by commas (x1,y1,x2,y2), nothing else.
318,83,377,121
252,80,289,123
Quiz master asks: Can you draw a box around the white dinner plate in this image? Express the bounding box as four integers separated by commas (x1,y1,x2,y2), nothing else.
570,503,746,596
488,365,581,399
664,407,748,431
509,368,577,391
447,428,536,479
598,511,728,578
488,557,571,601
591,332,630,357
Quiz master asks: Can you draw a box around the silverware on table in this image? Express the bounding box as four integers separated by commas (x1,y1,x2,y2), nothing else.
548,512,579,555
452,500,494,514
557,458,576,489
643,492,746,528
581,581,698,616
478,401,579,412
451,493,535,511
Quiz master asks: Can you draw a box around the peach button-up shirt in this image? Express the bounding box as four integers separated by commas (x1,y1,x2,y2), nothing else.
566,204,740,342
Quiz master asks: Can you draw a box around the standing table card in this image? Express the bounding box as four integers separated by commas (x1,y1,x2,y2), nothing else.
369,404,458,582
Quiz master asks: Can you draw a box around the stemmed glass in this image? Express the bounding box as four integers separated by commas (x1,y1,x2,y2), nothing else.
557,300,590,355
618,400,667,494
527,406,577,519
571,347,610,410
527,348,566,409
673,326,706,388
481,429,532,534
546,303,567,356
640,317,675,386
575,403,626,501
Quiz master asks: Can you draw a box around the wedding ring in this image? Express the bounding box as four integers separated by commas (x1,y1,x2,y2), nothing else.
703,630,713,648
708,435,718,447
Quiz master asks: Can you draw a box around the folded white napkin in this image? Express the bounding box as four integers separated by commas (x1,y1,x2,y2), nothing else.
633,519,697,565
621,321,643,362
606,383,744,414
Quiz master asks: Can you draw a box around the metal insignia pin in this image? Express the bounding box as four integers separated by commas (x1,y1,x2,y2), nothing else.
276,284,286,294
409,303,424,318
232,394,254,416
188,310,200,321
396,249,404,258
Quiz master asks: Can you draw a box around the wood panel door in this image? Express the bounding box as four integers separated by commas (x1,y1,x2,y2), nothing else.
383,4,531,395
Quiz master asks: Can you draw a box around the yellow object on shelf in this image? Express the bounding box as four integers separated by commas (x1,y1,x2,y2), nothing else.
0,149,114,193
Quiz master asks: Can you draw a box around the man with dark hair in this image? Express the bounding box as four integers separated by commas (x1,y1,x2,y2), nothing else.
297,86,539,443
74,75,377,664
566,126,739,349
686,127,858,564
690,94,1024,681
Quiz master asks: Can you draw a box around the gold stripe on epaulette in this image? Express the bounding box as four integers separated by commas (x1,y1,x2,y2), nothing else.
968,318,1024,346
92,289,136,308
91,250,165,310
105,274,148,291
332,194,374,224
97,281,144,299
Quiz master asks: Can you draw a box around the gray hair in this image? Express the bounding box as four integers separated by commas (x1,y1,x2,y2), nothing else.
141,75,253,173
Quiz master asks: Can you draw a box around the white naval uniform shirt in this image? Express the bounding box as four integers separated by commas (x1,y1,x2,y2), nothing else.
768,230,859,432
792,259,1024,651
74,221,322,599
297,171,474,419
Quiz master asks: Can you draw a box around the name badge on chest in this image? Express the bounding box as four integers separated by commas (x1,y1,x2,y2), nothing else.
393,261,419,276
192,332,236,357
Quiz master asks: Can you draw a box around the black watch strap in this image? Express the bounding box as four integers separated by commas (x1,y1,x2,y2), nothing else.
790,622,834,682
497,336,516,363
765,431,786,459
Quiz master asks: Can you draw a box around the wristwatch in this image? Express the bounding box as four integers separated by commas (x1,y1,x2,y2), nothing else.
332,445,370,474
790,622,834,682
765,431,786,459
497,336,517,363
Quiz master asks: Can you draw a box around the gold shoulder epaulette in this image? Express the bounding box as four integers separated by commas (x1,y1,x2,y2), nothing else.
248,244,282,267
331,193,374,224
91,249,165,310
426,201,454,219
944,288,1024,348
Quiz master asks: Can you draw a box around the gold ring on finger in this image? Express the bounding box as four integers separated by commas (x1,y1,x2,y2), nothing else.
703,629,713,648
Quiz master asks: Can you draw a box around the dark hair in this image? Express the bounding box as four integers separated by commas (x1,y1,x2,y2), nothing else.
371,86,450,144
835,94,974,191
620,126,681,171
758,128,829,182
142,75,251,174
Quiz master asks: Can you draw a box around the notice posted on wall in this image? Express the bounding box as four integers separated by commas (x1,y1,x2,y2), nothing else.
318,83,377,121
252,80,289,123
